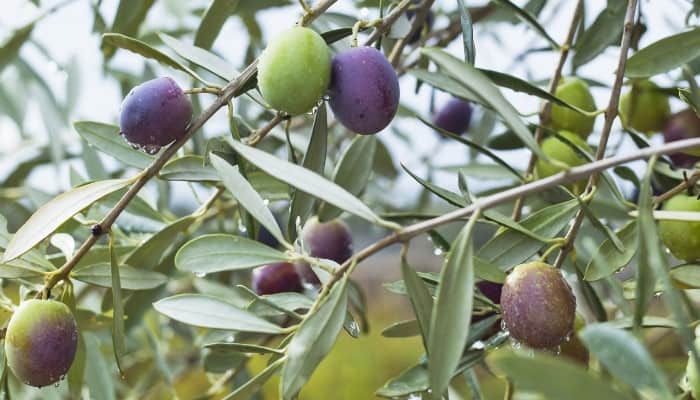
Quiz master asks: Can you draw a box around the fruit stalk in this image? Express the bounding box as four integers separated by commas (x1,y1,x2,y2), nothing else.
511,0,584,221
553,0,640,269
34,0,340,298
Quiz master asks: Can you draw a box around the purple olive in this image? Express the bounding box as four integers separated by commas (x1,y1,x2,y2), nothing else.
251,262,304,295
5,299,78,387
663,109,700,168
119,77,193,153
329,47,400,135
433,98,473,136
500,262,576,349
302,217,354,265
476,281,502,304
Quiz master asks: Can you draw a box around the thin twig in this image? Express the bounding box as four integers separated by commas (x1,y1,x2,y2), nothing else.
653,170,700,205
312,136,700,307
511,0,584,221
363,0,414,46
553,0,640,269
34,0,341,297
388,0,435,67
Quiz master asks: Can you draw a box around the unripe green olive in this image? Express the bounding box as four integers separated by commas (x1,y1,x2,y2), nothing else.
619,79,670,136
257,27,331,115
535,130,592,194
659,193,700,262
500,262,576,349
549,77,596,139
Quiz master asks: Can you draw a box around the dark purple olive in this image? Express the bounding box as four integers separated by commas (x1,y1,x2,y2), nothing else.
433,98,473,136
251,262,304,295
302,217,353,265
663,109,700,168
5,300,78,387
500,262,576,349
329,47,400,135
119,77,193,153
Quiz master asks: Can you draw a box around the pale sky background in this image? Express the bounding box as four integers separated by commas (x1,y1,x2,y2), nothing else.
0,0,695,207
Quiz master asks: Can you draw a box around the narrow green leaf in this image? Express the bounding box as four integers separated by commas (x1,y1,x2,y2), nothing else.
101,33,211,84
671,264,700,288
205,342,284,355
408,69,480,102
381,320,421,338
74,121,154,169
153,294,284,333
125,216,195,269
211,154,288,247
72,262,167,290
457,0,475,64
421,48,545,160
108,237,126,375
3,178,133,262
626,28,700,78
401,259,434,347
491,0,559,48
159,33,236,81
574,1,626,67
289,103,328,239
317,135,377,222
159,155,219,181
477,199,579,270
84,333,116,400
428,212,478,399
103,0,156,59
175,234,289,274
402,164,467,207
224,357,284,400
416,115,524,180
0,21,34,73
580,325,673,399
228,139,382,225
281,277,349,399
584,221,637,281
488,350,634,400
195,0,241,50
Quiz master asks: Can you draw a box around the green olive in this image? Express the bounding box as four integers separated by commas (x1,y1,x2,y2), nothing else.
535,130,592,194
619,79,670,136
550,77,597,139
659,193,700,262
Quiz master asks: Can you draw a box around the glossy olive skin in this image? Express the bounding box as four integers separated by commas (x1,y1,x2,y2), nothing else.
329,47,400,135
535,130,592,194
119,77,193,150
433,98,473,136
500,262,576,349
302,217,353,264
659,193,700,262
663,109,700,167
5,300,78,387
549,76,597,139
251,262,304,295
257,27,331,115
619,79,670,136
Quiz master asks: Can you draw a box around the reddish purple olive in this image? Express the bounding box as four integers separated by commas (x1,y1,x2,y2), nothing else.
433,98,473,136
663,109,700,168
329,47,400,135
500,262,576,349
251,262,304,295
5,299,78,388
302,217,354,264
119,77,193,153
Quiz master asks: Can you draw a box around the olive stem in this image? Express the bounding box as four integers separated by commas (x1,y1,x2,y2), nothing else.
33,0,341,297
553,0,639,269
653,170,700,205
184,87,221,96
511,0,584,221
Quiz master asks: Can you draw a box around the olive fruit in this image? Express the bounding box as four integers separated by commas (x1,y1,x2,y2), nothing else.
663,109,700,168
500,262,576,349
534,130,592,194
5,299,78,387
549,76,597,139
119,77,193,153
329,46,400,135
619,79,670,135
659,193,700,262
302,216,353,264
251,262,304,295
257,27,331,115
433,98,473,136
